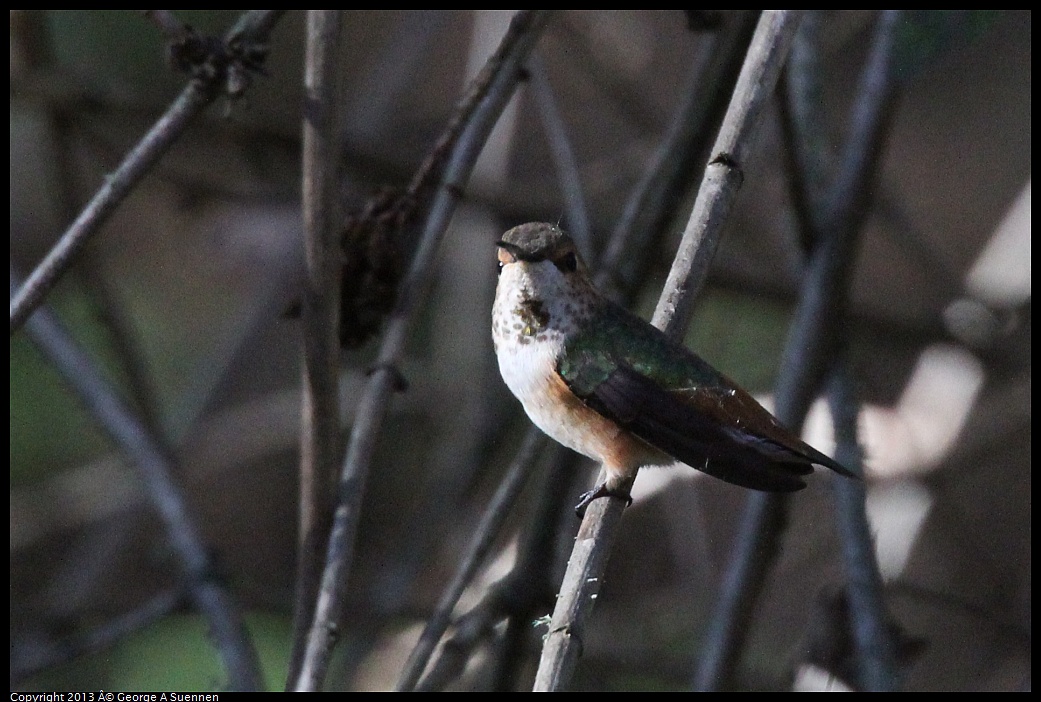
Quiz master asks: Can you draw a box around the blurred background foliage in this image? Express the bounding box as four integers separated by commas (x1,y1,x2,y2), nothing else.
10,10,1030,691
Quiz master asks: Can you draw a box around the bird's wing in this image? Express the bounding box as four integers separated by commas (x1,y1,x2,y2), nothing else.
580,363,813,491
558,302,851,490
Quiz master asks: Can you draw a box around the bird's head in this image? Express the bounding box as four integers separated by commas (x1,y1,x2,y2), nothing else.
496,222,591,301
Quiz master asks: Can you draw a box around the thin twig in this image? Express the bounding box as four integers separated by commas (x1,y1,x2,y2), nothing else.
396,431,551,690
784,12,900,691
9,10,285,334
486,451,578,691
11,267,263,691
652,10,805,338
11,588,184,686
31,27,167,436
291,11,554,691
692,10,902,691
528,50,594,261
827,362,899,690
600,10,761,292
532,11,805,691
286,10,345,688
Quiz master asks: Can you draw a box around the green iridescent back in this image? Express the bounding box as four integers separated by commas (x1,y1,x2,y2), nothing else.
557,299,732,397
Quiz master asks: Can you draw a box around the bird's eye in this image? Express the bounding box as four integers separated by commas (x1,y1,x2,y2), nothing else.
556,251,578,273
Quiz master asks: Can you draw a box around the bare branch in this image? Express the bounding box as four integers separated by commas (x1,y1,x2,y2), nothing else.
11,588,183,686
291,11,555,691
396,431,550,690
10,10,286,334
651,10,804,338
827,362,900,690
774,9,902,419
531,472,633,691
11,268,263,691
528,51,594,261
533,11,805,691
693,10,902,691
600,10,761,293
786,11,901,691
287,10,345,687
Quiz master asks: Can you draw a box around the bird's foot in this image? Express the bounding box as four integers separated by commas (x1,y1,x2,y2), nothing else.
575,482,632,518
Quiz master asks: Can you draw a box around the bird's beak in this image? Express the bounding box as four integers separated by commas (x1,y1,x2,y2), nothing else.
496,240,521,265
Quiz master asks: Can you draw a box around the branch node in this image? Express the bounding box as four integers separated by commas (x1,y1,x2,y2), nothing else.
550,625,583,655
163,20,271,101
710,150,742,172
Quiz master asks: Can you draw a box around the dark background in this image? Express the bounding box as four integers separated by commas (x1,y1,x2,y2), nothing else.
10,10,1030,691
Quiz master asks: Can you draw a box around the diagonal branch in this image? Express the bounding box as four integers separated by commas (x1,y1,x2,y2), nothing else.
11,588,184,686
528,50,594,261
650,10,804,338
10,10,286,334
827,361,900,690
786,10,901,690
783,11,900,692
600,10,761,295
396,431,551,690
692,10,902,691
290,11,555,691
11,267,264,691
532,11,806,691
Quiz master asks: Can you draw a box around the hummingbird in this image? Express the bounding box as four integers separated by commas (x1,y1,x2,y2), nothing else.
492,222,855,515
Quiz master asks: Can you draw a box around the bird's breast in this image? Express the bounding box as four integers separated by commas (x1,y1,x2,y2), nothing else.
493,271,668,476
494,327,670,477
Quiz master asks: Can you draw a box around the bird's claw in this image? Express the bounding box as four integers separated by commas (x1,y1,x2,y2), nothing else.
575,483,632,518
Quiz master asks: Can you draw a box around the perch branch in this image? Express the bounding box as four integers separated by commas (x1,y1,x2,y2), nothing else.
533,11,805,691
601,10,761,294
